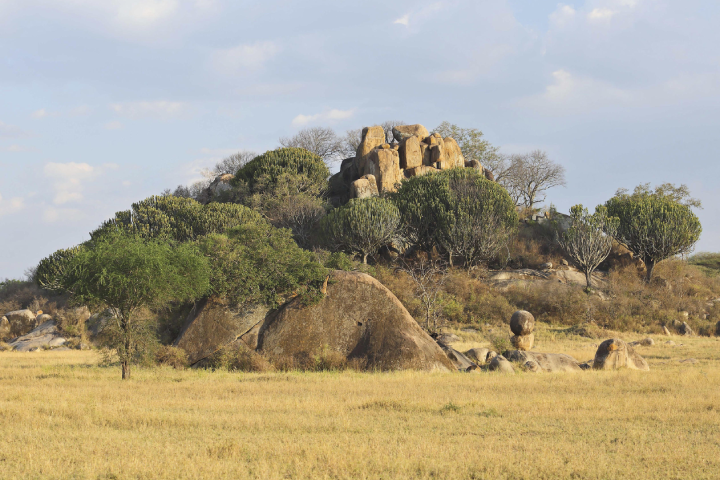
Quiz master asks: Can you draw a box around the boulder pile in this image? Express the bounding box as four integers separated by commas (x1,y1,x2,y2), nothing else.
509,310,535,351
329,123,495,203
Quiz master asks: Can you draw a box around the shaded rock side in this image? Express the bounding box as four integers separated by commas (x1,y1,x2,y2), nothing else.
174,298,269,365
392,124,430,143
437,342,476,371
258,270,454,372
4,309,37,338
8,321,67,352
592,338,649,371
505,350,581,373
350,175,379,199
361,148,402,194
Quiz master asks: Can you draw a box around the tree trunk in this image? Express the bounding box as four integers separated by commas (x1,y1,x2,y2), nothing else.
122,330,131,380
645,260,655,283
362,253,368,264
585,270,593,289
121,361,130,380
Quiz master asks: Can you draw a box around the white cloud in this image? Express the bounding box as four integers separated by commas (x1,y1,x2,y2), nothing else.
109,101,185,119
291,108,356,126
3,144,30,152
211,41,281,75
587,8,616,22
104,121,124,130
0,193,24,217
42,207,86,224
0,121,26,138
70,105,92,116
115,0,179,26
549,5,576,27
394,14,410,27
32,109,50,119
43,162,98,205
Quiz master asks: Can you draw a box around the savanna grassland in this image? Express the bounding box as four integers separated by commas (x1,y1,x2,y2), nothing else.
2,331,719,480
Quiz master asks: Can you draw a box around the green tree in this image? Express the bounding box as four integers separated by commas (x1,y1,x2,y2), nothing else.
35,245,84,291
392,169,517,268
233,147,329,196
91,195,262,242
557,205,619,289
58,233,210,379
605,184,702,281
322,197,402,264
198,222,328,308
433,121,500,170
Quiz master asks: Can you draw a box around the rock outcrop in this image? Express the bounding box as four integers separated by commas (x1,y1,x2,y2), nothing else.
488,355,515,373
679,322,694,336
4,309,37,338
464,347,491,364
335,123,494,201
505,350,582,373
509,310,535,351
257,271,454,371
437,343,477,371
592,339,649,371
174,298,269,365
350,175,379,199
7,321,67,352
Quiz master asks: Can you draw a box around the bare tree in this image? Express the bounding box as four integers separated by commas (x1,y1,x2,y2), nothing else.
396,257,447,333
380,120,406,144
340,128,362,158
557,205,619,289
279,127,343,164
501,150,566,209
433,121,501,168
210,151,256,176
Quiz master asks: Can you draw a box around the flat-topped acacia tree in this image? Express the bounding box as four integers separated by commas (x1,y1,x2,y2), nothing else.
59,233,210,379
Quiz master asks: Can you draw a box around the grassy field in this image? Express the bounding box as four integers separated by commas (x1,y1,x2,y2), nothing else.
1,333,719,479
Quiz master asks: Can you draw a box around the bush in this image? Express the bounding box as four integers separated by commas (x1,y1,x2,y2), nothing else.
155,346,189,369
233,147,329,196
391,168,517,267
91,195,263,243
322,197,402,264
198,222,328,309
204,343,273,372
689,252,720,277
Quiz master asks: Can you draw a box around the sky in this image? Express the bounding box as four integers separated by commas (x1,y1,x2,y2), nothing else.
1,0,719,278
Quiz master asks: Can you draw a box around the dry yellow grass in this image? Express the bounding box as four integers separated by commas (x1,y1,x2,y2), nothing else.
1,334,720,479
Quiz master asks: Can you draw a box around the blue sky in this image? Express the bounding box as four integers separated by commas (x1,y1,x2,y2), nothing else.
1,0,719,278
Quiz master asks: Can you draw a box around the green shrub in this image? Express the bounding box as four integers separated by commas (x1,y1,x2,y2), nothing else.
322,197,402,264
233,147,329,196
198,222,328,309
155,345,189,369
391,168,517,267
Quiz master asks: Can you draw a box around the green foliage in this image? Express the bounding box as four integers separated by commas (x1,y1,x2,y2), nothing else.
557,205,619,288
433,121,499,166
91,195,262,243
606,185,702,280
324,252,355,271
233,147,330,196
322,197,402,264
391,168,517,267
58,233,210,378
689,252,720,277
35,245,84,291
197,222,328,309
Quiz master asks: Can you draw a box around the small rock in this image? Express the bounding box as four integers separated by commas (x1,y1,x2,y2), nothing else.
560,259,569,266
524,360,542,372
679,311,689,320
662,326,672,336
435,333,460,345
578,362,592,370
539,262,553,270
486,351,498,362
665,341,676,346
629,338,654,347
679,358,698,364
679,322,694,336
488,355,515,374
464,348,490,364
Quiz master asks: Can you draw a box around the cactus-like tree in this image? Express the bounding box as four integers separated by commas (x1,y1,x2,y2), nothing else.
392,169,517,268
605,184,702,281
557,205,619,289
322,197,402,264
233,147,329,196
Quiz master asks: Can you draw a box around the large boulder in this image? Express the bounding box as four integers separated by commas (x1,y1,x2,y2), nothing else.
592,339,649,371
442,137,464,168
679,322,694,336
405,165,438,177
174,298,269,365
4,309,37,338
505,350,581,373
510,310,535,335
350,175,379,199
464,347,490,364
356,126,386,158
8,321,67,352
510,333,534,351
258,271,454,371
362,148,402,194
392,124,430,143
399,136,422,169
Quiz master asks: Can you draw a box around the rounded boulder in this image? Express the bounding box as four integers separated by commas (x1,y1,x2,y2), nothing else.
510,310,535,336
